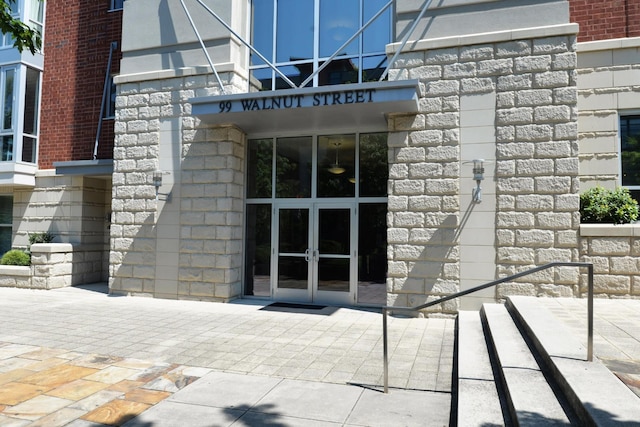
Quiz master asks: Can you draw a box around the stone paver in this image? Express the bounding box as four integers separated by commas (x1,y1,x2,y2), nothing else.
0,286,454,425
538,297,640,398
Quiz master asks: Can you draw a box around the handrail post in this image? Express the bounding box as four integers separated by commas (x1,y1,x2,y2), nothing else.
383,307,389,393
587,263,594,362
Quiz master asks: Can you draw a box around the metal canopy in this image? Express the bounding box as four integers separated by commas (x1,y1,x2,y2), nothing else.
190,80,420,134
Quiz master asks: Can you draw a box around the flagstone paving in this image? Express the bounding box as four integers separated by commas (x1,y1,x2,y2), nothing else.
0,342,208,426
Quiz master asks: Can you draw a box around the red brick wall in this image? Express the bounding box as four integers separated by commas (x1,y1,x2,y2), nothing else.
39,2,122,169
570,0,640,42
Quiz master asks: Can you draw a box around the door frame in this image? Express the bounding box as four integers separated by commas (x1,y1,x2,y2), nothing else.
272,201,357,305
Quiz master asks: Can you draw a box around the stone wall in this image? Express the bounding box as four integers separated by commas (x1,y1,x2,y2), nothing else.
577,37,640,191
110,67,246,301
0,244,104,289
386,25,580,314
580,224,640,297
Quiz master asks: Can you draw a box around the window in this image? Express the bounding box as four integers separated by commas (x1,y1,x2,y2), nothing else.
0,67,16,161
27,0,44,38
250,0,391,90
620,115,640,201
102,76,116,119
110,0,125,11
0,196,12,256
21,67,40,163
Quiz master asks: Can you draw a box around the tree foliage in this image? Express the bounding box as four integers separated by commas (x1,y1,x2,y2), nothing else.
580,186,639,224
0,0,41,54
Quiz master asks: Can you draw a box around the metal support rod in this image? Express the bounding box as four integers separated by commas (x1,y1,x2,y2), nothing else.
380,0,435,81
298,0,393,88
179,0,226,94
94,41,117,160
383,307,389,393
587,263,594,362
192,0,298,90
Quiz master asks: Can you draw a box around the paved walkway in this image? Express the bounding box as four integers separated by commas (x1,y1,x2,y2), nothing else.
539,297,640,399
0,286,454,426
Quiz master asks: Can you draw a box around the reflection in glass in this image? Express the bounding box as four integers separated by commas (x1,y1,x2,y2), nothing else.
279,208,309,253
244,204,272,297
318,258,349,292
357,203,387,305
3,68,14,130
251,0,273,66
21,136,35,163
276,0,314,63
247,139,273,198
320,0,358,57
251,68,273,91
276,137,312,198
278,256,308,289
621,116,640,187
1,136,12,161
0,196,11,257
362,55,387,82
363,0,391,54
359,133,388,197
318,58,358,86
318,134,355,197
319,209,349,255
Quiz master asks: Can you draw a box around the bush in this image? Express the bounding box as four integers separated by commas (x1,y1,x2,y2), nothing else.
28,232,55,245
0,249,31,266
580,186,639,224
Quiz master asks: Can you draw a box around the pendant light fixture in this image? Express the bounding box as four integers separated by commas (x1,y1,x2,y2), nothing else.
328,141,346,175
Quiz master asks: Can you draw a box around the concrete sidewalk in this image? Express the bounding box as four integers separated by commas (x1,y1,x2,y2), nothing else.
0,286,454,426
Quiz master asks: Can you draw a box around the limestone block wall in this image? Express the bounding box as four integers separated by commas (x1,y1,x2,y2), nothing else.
580,224,640,297
386,25,580,313
111,67,246,301
577,37,640,191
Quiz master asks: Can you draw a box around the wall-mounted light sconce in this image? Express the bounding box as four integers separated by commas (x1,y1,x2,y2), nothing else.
472,159,485,203
152,170,171,202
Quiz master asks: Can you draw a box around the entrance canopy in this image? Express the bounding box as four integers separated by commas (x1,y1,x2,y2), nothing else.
190,80,420,134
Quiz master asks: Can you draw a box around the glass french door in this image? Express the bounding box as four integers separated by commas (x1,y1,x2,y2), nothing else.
274,203,356,305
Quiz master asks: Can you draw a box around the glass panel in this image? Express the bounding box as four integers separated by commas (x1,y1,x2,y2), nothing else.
0,196,12,255
278,256,308,289
362,55,387,82
29,0,44,23
1,136,13,161
318,58,358,86
621,116,640,187
276,0,314,63
319,0,358,57
21,136,35,163
251,0,274,66
0,195,12,224
363,0,391,54
276,136,312,198
275,64,312,89
247,139,273,198
318,209,349,255
278,208,308,253
359,133,388,197
317,258,349,292
251,68,273,91
23,68,39,135
244,204,272,297
357,203,387,305
317,134,355,197
3,68,14,131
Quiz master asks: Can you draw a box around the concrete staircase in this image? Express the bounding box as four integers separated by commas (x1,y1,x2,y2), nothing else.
456,296,640,426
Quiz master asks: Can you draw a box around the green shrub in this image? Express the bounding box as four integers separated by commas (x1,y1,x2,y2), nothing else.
28,232,55,245
580,186,639,224
0,249,31,266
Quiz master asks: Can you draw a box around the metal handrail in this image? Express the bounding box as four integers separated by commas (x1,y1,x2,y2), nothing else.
382,262,594,393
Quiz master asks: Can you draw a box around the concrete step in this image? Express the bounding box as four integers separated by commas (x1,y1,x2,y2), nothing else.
481,303,573,426
507,296,640,426
456,310,504,427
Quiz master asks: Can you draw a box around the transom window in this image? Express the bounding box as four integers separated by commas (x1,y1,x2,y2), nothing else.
110,0,125,11
621,115,640,201
250,0,391,90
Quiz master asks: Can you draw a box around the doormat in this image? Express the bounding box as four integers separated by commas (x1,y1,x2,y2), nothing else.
263,302,327,310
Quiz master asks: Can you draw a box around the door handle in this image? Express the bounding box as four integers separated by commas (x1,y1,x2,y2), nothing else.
304,249,311,262
313,250,319,261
